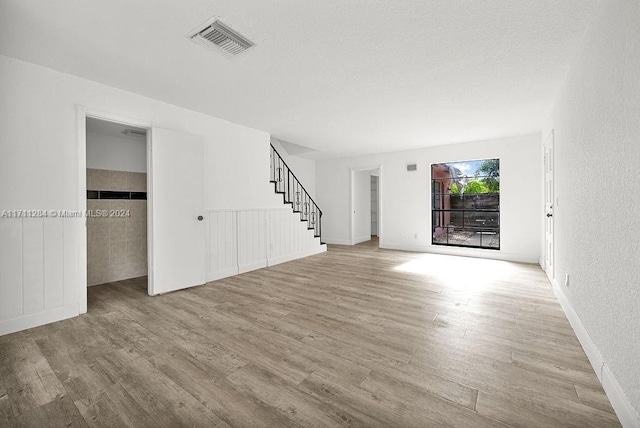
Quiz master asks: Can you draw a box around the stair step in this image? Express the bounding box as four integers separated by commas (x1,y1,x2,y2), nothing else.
270,146,323,245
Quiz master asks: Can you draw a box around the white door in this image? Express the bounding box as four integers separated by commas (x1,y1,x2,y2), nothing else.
352,170,372,244
150,128,205,295
544,131,554,280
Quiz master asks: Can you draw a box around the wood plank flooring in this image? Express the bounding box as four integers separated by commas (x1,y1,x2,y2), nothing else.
0,240,621,427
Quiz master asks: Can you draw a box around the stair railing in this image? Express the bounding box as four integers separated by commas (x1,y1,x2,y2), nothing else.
270,144,322,241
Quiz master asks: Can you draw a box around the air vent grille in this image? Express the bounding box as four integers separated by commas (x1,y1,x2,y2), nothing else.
122,129,146,137
407,164,418,172
190,20,254,57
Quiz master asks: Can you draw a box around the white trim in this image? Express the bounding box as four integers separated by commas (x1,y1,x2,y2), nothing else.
239,261,267,274
146,129,154,296
380,241,538,264
0,305,78,336
353,235,371,245
321,237,352,245
602,365,640,428
76,108,88,314
267,245,326,267
552,279,603,379
543,129,555,282
378,166,384,245
552,279,640,428
207,267,240,282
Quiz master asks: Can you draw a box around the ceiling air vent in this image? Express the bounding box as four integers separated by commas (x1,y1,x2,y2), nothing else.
190,20,254,58
407,163,418,172
122,129,146,137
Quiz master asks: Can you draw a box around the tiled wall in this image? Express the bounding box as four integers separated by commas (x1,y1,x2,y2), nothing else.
86,169,147,286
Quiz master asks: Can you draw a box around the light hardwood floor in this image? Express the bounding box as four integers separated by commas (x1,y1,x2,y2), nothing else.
0,240,620,427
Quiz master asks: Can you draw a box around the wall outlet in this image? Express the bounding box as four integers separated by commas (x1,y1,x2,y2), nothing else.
565,273,570,287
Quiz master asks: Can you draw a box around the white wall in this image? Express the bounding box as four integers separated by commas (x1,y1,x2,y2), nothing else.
317,134,541,263
353,170,372,243
86,132,146,173
543,0,640,423
0,55,287,335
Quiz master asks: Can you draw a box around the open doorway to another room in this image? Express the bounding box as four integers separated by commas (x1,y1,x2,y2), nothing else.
85,117,150,305
370,173,379,247
351,166,381,249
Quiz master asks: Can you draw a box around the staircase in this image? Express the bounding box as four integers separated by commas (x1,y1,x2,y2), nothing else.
270,144,323,244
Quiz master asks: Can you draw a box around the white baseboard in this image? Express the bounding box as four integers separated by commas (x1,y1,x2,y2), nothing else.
238,261,267,274
353,235,371,245
207,267,240,282
0,304,78,336
380,241,538,264
267,245,326,267
551,279,604,379
602,364,640,428
552,279,640,428
381,241,429,252
322,237,352,245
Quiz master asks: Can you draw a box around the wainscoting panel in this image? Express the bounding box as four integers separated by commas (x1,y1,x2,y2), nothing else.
207,210,239,281
0,207,324,335
63,218,80,309
267,209,324,266
206,208,325,282
43,217,64,309
22,218,45,315
237,210,267,274
0,218,23,321
0,216,79,335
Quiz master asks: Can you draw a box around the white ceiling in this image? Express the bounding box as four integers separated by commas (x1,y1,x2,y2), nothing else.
0,0,597,159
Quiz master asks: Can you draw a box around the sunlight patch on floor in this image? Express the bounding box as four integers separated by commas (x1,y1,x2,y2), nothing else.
394,253,518,292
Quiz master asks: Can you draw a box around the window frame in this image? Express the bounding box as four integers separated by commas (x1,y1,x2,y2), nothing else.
431,160,500,250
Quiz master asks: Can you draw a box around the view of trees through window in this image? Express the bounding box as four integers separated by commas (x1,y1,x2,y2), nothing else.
431,159,500,249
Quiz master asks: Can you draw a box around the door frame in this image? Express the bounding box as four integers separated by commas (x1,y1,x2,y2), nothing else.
350,165,382,245
77,106,153,313
543,129,554,281
371,172,380,237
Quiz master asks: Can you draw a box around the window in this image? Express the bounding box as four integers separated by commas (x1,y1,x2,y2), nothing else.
431,159,500,250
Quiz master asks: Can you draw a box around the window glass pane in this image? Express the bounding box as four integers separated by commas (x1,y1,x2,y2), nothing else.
431,159,500,250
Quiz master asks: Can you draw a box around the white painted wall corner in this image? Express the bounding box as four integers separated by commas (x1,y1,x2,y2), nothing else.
552,279,640,428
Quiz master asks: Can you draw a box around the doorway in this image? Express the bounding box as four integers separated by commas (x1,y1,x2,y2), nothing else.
350,166,381,247
85,117,150,300
371,174,380,246
78,109,208,313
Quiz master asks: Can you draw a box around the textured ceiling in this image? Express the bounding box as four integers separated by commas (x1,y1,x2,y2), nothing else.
0,0,597,159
